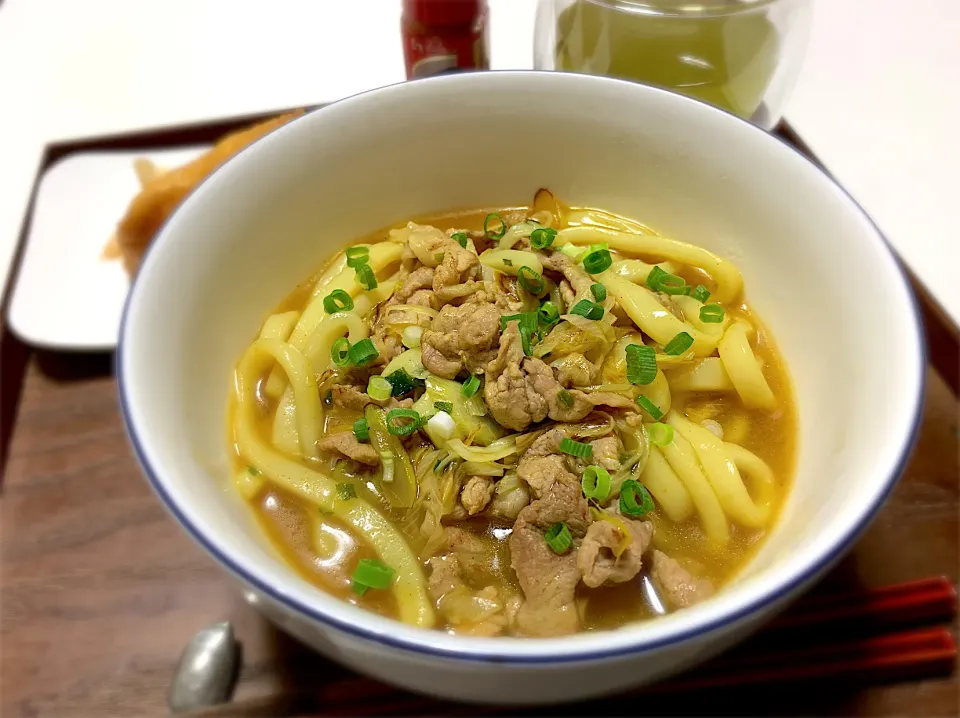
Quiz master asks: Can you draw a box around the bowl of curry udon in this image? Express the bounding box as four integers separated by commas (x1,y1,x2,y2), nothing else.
119,72,924,704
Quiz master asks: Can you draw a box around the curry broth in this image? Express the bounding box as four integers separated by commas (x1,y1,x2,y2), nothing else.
229,204,797,632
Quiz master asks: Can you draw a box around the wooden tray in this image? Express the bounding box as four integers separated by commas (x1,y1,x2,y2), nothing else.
1,115,957,717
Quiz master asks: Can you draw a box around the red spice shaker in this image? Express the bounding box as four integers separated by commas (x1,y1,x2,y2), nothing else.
401,0,489,79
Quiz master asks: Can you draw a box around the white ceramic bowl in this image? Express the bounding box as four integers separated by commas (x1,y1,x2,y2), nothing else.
119,72,924,705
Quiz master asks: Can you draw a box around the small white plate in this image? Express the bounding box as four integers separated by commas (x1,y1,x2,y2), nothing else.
8,147,207,350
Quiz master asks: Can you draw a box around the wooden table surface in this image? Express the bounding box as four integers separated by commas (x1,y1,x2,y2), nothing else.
0,329,956,717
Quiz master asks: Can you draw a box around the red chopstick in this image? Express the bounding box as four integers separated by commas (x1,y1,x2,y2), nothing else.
768,577,958,632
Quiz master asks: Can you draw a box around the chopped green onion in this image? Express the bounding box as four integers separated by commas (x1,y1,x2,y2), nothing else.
345,246,370,269
648,423,674,446
451,231,468,248
625,344,658,386
379,451,395,484
589,242,609,252
538,301,560,327
620,479,654,517
646,266,687,294
570,299,604,320
581,465,611,502
530,227,557,249
353,417,369,442
367,375,393,402
462,375,481,398
336,482,357,501
501,312,539,335
247,466,261,476
331,337,351,367
385,368,420,397
544,522,573,554
590,283,607,302
663,332,694,356
520,327,535,356
386,408,421,436
636,395,664,421
582,249,612,274
351,558,395,595
323,289,354,314
692,285,711,303
559,244,587,261
354,263,378,290
557,389,574,408
659,281,690,296
517,266,546,295
484,213,506,240
348,338,379,366
560,437,592,459
700,305,726,323
401,325,422,349
434,401,454,414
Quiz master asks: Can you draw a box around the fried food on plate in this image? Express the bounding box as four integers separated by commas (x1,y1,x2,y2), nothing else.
110,110,304,274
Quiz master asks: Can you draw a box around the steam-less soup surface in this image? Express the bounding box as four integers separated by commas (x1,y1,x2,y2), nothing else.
229,191,795,637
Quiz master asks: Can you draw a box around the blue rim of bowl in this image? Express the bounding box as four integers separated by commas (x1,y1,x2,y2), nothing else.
117,71,927,664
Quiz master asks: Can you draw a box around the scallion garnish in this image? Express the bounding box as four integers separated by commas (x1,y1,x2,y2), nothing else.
354,263,378,290
385,408,421,436
538,301,560,327
692,285,711,303
501,312,539,335
544,522,573,554
351,558,394,595
582,248,612,274
648,423,674,446
434,401,453,414
517,266,546,295
484,213,506,240
462,375,481,398
353,417,369,442
323,289,354,314
451,231,468,248
336,482,357,501
636,395,664,421
570,299,604,320
625,344,658,386
530,227,557,249
520,327,534,356
590,283,607,302
581,465,611,502
367,375,393,402
700,305,726,323
502,258,513,267
331,337,351,367
348,338,379,366
619,479,654,517
663,332,694,356
559,437,592,459
345,246,370,269
557,389,574,408
646,266,687,295
385,368,420,397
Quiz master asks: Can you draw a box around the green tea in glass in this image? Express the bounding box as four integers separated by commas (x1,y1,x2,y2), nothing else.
534,0,811,129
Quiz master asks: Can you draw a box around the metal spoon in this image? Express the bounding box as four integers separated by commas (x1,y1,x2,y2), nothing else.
167,621,240,714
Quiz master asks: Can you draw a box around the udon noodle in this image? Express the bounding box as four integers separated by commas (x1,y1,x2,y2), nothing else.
229,190,795,636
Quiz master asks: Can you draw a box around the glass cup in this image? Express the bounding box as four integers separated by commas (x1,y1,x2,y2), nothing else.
534,0,812,129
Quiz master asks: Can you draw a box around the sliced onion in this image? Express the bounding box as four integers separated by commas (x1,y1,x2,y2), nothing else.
385,304,439,319
462,462,505,477
447,437,518,463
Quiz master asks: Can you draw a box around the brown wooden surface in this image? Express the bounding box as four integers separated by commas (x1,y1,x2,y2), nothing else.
0,336,957,717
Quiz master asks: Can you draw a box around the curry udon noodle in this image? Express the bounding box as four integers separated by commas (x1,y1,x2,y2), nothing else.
229,190,795,638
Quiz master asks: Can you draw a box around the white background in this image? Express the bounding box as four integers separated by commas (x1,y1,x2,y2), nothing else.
0,0,956,325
